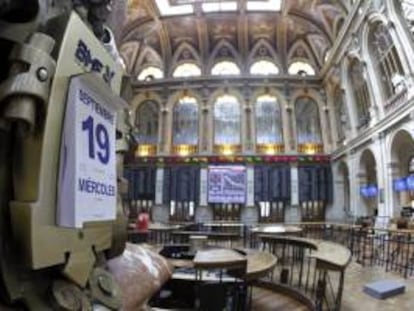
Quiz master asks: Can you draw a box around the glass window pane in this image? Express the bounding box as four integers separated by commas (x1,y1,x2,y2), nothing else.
211,61,241,75
155,0,193,16
173,96,199,145
250,60,280,75
173,63,202,77
288,61,315,75
137,66,164,81
247,0,281,12
202,1,238,12
295,97,322,144
136,101,159,144
214,95,241,145
370,23,404,98
255,95,283,144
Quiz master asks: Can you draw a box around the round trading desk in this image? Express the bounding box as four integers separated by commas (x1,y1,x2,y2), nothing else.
169,248,277,282
249,225,303,248
250,225,303,235
128,223,182,244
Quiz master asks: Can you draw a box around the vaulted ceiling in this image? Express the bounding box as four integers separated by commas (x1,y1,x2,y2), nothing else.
121,0,351,77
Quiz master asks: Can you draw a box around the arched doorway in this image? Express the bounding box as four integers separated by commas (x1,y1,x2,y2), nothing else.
390,130,414,217
359,149,378,216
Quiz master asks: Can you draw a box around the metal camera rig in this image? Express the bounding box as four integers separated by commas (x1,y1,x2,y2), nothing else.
0,1,130,309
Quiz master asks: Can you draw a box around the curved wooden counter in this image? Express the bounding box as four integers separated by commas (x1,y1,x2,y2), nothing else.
259,235,351,269
242,248,278,280
250,225,303,235
169,248,277,281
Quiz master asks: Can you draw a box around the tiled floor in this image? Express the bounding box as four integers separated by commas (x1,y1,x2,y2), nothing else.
341,262,414,311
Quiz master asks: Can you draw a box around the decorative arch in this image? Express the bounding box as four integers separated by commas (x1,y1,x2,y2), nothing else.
131,92,163,122
307,34,329,67
389,129,414,216
287,39,318,74
386,0,414,75
208,39,242,73
358,148,378,216
169,41,202,77
337,160,351,215
119,41,140,74
134,100,160,156
134,46,163,77
362,13,405,104
248,39,281,69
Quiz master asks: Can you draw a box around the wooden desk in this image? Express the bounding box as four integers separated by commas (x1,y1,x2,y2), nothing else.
194,249,246,268
171,231,240,246
169,248,277,281
249,225,303,248
259,235,351,270
250,225,302,235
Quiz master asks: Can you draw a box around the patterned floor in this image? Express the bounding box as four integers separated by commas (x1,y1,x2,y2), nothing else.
341,261,414,311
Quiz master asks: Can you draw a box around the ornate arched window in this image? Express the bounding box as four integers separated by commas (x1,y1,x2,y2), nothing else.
348,59,371,127
400,0,414,36
255,95,283,154
137,66,163,81
214,95,241,151
288,61,315,76
211,61,241,75
250,60,280,75
295,97,323,154
172,63,202,77
369,22,404,98
333,87,348,143
172,96,199,153
135,101,159,156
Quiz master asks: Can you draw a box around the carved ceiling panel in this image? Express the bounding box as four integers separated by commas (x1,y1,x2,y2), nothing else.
122,0,349,76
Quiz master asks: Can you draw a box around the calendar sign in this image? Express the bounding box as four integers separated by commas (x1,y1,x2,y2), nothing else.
58,74,122,228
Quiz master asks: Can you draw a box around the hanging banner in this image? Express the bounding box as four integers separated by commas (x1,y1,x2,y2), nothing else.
208,166,246,204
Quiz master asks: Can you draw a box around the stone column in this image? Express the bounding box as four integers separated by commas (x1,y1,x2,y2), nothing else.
196,166,212,223
286,106,295,152
159,108,169,154
348,152,361,216
386,161,401,218
153,167,168,222
199,96,210,154
374,133,388,217
246,165,254,207
199,167,208,207
244,105,254,153
283,83,295,152
285,163,301,223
